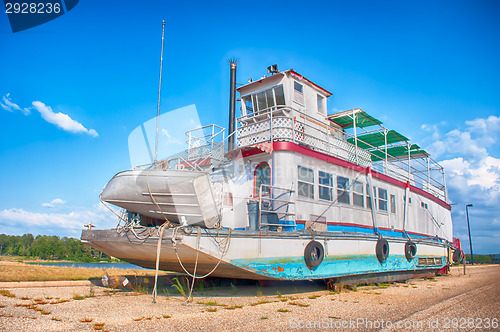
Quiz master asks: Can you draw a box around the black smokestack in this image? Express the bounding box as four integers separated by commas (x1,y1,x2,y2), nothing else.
228,58,238,151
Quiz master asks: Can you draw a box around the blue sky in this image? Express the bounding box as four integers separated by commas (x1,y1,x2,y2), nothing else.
1,0,499,254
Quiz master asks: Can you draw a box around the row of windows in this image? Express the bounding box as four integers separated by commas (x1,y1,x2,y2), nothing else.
244,85,286,115
298,166,396,213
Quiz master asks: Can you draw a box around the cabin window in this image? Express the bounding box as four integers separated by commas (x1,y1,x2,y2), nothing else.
317,94,325,115
353,181,364,207
255,91,269,112
298,166,314,198
293,81,304,104
319,171,333,201
421,202,428,209
254,162,271,196
337,176,350,204
274,85,285,105
244,97,254,115
378,188,388,211
390,194,396,214
245,85,286,114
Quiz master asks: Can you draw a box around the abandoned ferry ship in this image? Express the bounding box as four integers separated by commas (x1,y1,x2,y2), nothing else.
82,62,459,283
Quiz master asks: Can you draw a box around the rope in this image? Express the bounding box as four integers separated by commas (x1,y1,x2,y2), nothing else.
186,227,201,302
152,221,170,303
172,227,231,279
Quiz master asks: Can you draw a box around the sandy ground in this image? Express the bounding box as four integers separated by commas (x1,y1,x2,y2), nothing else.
0,265,499,331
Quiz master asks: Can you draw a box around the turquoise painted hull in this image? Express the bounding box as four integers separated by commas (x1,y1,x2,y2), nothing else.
231,254,445,280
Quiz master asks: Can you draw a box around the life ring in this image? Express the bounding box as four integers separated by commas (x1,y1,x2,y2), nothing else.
304,241,324,269
405,241,417,261
376,238,389,263
452,249,464,263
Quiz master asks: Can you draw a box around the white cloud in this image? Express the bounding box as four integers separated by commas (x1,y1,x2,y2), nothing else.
0,93,31,115
42,198,66,208
423,115,500,161
161,128,182,145
0,203,116,235
32,101,98,137
466,115,500,137
441,156,500,196
422,114,500,253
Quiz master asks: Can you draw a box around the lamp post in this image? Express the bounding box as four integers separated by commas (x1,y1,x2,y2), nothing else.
466,204,474,265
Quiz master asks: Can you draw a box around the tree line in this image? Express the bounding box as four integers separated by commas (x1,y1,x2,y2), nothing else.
0,233,112,262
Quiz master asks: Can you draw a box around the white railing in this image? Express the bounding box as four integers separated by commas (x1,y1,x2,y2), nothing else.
237,106,447,202
237,106,372,167
258,184,296,231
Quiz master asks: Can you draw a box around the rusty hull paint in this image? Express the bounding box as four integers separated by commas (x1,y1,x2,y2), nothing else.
229,254,446,280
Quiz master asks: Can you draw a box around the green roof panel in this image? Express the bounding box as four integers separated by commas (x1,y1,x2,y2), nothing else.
347,130,409,149
328,110,382,129
370,144,428,161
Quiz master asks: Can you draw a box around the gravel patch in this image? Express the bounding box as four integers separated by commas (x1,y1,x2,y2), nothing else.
0,265,498,331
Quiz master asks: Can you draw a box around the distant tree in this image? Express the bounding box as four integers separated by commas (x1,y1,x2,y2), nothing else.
0,233,107,262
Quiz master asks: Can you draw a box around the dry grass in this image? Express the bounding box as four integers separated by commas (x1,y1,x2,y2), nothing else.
0,261,168,282
0,289,16,297
93,322,105,330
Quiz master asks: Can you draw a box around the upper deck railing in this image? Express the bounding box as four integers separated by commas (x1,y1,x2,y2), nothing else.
236,106,447,202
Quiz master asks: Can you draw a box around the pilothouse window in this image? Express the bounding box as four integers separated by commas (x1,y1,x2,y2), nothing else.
243,85,285,115
317,94,325,115
245,98,254,114
294,81,304,104
274,85,285,105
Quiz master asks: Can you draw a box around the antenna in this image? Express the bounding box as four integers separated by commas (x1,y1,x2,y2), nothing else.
155,20,166,163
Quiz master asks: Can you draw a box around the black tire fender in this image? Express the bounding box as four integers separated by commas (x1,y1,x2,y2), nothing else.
304,241,324,269
376,238,389,263
405,241,417,261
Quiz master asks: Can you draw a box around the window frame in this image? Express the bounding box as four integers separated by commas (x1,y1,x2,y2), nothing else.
253,162,271,197
352,180,365,208
337,176,350,205
318,171,334,201
297,166,314,199
293,81,304,105
390,194,396,214
378,188,388,211
317,94,325,115
241,84,286,116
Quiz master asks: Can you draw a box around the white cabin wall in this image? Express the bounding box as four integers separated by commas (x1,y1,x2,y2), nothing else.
220,154,274,229
271,149,452,240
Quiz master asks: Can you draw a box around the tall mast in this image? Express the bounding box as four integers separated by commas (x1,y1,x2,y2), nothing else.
155,20,165,163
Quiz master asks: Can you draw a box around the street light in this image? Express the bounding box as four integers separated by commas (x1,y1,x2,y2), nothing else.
466,204,474,265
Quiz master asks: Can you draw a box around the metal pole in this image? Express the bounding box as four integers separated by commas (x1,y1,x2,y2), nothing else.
466,204,474,265
228,58,238,151
353,110,358,165
155,20,166,163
